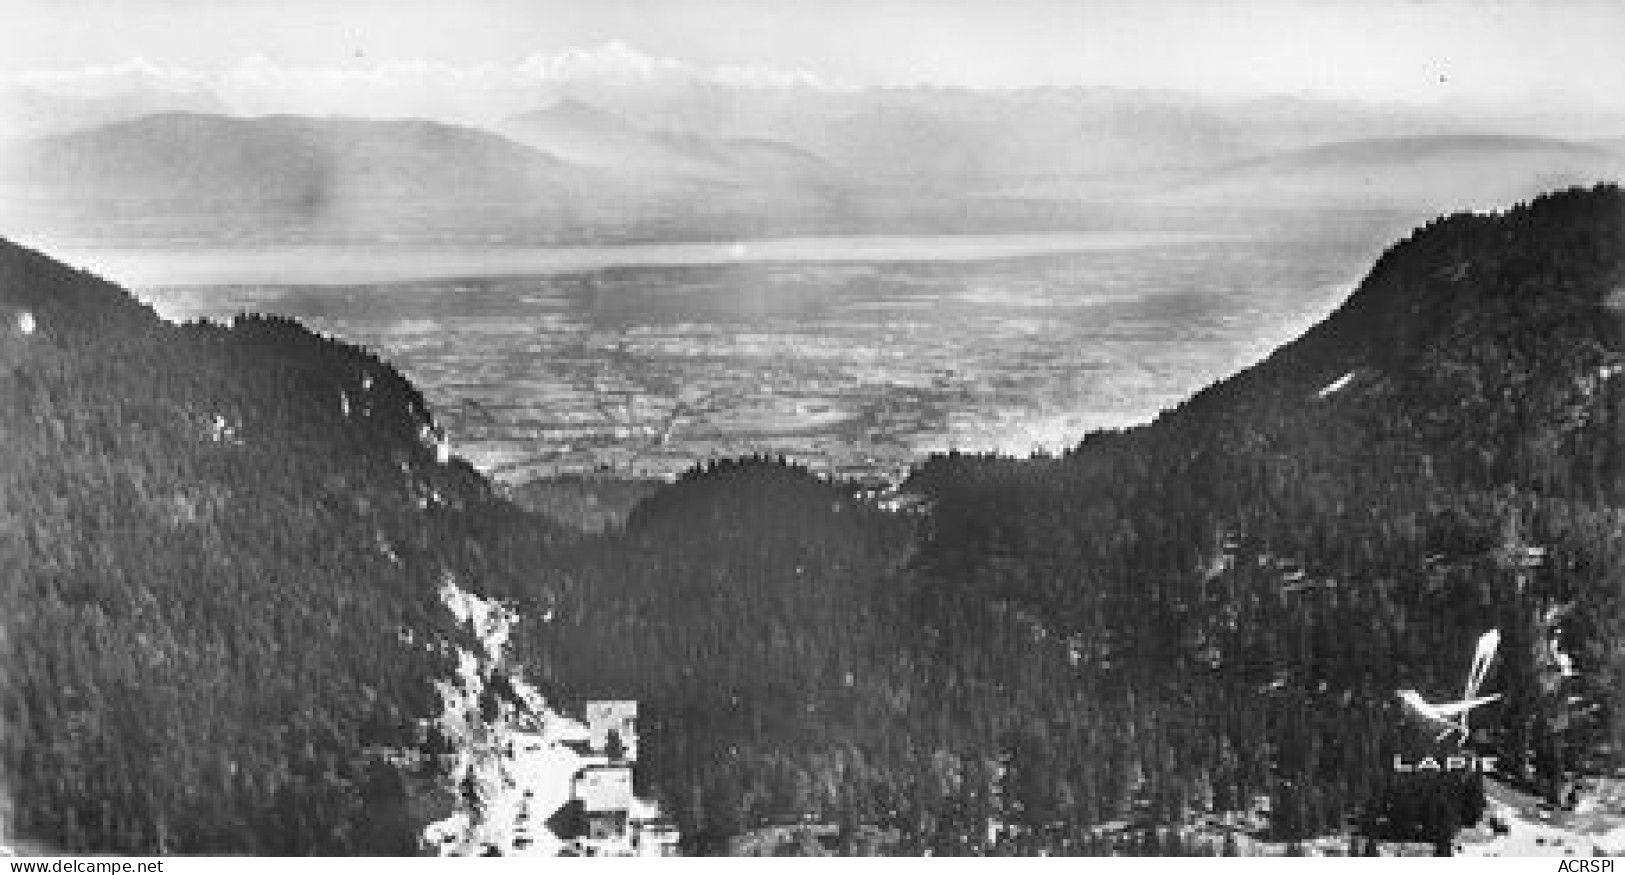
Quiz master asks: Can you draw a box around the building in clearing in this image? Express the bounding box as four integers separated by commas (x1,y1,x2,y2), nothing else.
419,584,678,856
576,764,634,850
585,700,638,761
576,764,634,812
556,701,677,856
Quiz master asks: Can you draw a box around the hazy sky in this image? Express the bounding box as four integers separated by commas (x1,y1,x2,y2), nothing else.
3,0,1623,108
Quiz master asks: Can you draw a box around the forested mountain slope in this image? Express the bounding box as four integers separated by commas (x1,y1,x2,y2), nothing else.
489,185,1625,854
0,241,568,852
902,183,1625,847
4,184,1624,856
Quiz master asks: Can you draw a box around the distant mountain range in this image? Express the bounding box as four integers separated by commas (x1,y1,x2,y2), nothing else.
0,84,228,139
0,112,609,242
1156,134,1625,211
502,99,840,190
2,79,1624,242
0,107,864,243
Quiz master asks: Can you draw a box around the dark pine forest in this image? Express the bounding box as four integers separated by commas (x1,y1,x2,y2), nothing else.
3,185,1625,855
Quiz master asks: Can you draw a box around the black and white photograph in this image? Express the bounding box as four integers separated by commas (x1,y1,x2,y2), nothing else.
3,0,1625,860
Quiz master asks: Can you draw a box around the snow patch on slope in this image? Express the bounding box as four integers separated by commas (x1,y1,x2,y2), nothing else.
422,575,676,856
1315,370,1357,399
424,575,572,855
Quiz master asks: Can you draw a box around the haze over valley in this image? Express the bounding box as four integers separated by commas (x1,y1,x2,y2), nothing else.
67,223,1389,484
7,32,1622,478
